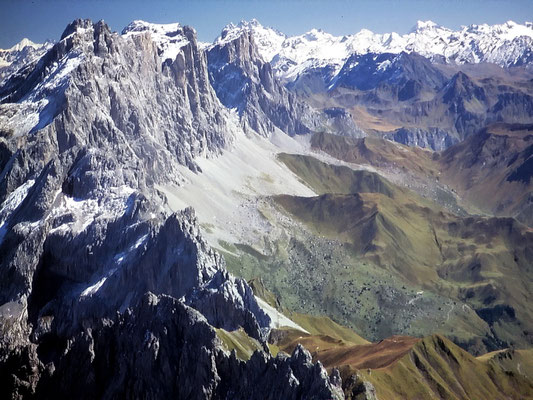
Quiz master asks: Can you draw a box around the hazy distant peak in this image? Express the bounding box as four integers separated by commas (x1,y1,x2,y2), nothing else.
409,20,443,33
122,20,185,36
214,19,286,61
122,20,192,62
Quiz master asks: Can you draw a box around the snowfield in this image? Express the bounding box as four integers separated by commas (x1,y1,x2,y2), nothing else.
216,19,533,81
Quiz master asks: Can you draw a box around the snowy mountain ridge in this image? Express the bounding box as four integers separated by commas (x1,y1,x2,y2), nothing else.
0,38,43,53
10,18,531,80
0,38,53,84
216,19,533,80
122,20,192,62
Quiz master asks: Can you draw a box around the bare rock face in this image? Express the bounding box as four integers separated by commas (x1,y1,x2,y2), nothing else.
341,373,379,400
0,19,343,399
0,18,235,320
382,127,458,151
207,30,321,137
2,293,343,399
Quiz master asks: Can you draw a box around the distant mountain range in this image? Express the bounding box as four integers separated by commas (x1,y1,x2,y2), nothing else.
218,19,533,81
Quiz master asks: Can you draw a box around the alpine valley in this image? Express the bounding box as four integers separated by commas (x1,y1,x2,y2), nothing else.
0,16,532,400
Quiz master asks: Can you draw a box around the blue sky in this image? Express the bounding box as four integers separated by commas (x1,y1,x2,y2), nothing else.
1,0,532,48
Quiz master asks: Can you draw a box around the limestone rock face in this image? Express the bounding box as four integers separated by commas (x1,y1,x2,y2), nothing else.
2,293,343,399
0,18,237,323
207,30,321,137
0,19,343,399
383,127,458,151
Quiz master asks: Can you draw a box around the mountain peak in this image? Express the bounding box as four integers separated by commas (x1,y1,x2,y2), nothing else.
122,20,192,62
122,20,185,36
60,18,95,40
4,38,40,52
238,18,262,29
410,20,440,33
215,19,285,61
303,28,329,41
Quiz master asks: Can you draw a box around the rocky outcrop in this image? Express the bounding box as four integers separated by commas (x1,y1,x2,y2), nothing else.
1,293,343,399
383,127,458,151
344,373,379,400
207,29,321,137
322,108,366,138
0,18,344,399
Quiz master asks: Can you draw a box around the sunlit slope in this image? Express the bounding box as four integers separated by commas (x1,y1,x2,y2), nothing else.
310,131,438,179
278,152,396,198
275,154,533,351
438,123,533,226
250,262,533,399
355,335,533,400
479,348,533,381
311,124,533,226
270,326,533,399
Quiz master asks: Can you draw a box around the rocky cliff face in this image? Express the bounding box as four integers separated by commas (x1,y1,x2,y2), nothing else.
207,29,322,137
1,292,343,399
0,17,236,324
0,19,344,399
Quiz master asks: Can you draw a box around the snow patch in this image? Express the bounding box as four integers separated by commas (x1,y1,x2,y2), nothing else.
122,20,190,62
80,275,109,297
0,179,35,245
114,233,149,264
50,185,135,235
255,296,308,333
0,50,84,137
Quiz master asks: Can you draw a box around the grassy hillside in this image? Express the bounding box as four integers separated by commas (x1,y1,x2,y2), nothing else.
215,149,533,398
215,328,266,360
310,130,438,179
278,152,396,198
273,153,533,352
269,322,533,399
311,125,533,226
438,123,533,226
354,335,533,400
479,348,533,381
288,312,369,346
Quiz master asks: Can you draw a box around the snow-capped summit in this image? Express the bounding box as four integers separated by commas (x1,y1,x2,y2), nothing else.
1,38,41,53
214,19,285,62
228,19,533,81
239,18,262,28
122,19,193,36
0,38,53,87
0,38,52,69
122,20,191,62
282,28,348,63
409,20,442,33
302,28,327,41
